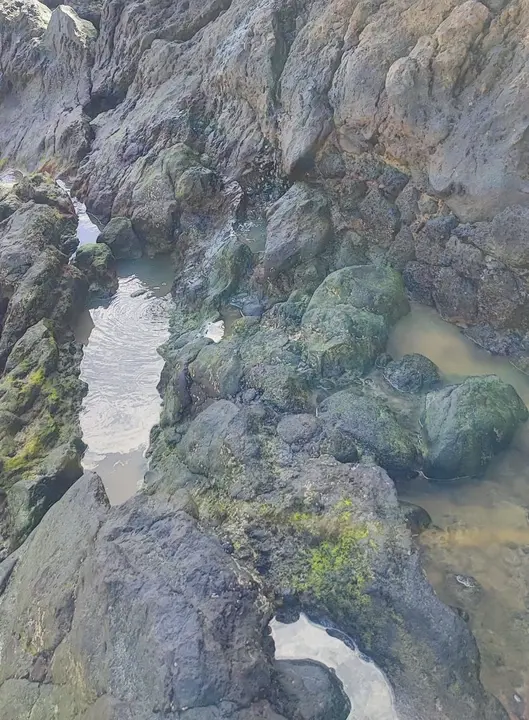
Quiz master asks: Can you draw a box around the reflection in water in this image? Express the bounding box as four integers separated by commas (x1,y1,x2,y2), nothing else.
271,614,398,720
57,179,101,245
389,303,529,714
76,259,173,505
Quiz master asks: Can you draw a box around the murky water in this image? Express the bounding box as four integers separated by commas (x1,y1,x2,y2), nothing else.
389,304,529,717
271,614,398,720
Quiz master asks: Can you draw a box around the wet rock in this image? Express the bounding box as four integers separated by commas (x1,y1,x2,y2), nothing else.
0,321,86,550
432,267,478,325
422,376,528,479
319,390,419,478
264,184,333,279
180,400,240,476
274,659,350,720
73,242,118,297
97,216,142,260
189,342,243,398
207,238,253,305
400,501,432,535
383,353,441,394
359,188,401,247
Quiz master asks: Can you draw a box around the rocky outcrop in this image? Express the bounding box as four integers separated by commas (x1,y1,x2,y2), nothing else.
3,0,529,351
0,174,89,554
73,242,118,298
0,473,352,720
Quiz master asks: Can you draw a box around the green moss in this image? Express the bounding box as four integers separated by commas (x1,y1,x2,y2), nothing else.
292,514,373,610
2,415,59,475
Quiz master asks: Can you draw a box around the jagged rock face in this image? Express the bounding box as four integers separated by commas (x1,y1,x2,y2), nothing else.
0,1,96,170
0,175,88,555
3,0,529,347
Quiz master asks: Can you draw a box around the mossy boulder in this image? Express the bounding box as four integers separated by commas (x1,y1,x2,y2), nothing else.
383,353,441,393
180,400,240,476
320,389,419,478
97,216,142,259
74,242,118,297
422,375,528,479
302,265,409,378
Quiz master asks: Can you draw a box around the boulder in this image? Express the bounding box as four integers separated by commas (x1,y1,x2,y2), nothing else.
319,390,419,478
274,659,350,720
276,414,320,445
302,265,409,377
74,242,118,297
0,474,305,719
383,353,441,393
422,376,528,479
97,216,142,259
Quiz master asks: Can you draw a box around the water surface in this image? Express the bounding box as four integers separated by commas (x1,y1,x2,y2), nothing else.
271,613,398,720
389,304,529,716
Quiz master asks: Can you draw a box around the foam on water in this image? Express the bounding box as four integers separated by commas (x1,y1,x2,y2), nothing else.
271,614,398,720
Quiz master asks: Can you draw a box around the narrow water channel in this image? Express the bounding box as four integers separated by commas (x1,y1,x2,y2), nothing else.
69,194,173,505
389,304,529,716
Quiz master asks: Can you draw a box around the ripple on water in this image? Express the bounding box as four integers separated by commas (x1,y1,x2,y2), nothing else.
76,259,173,505
389,303,529,713
271,614,398,720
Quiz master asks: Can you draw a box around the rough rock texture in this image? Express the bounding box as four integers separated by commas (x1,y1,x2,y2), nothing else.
0,175,89,553
0,473,351,720
383,353,441,393
96,216,142,259
73,242,118,297
422,375,529,479
3,0,529,350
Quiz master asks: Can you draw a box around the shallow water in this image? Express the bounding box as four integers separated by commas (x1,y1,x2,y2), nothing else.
76,260,172,505
389,304,529,716
271,614,398,720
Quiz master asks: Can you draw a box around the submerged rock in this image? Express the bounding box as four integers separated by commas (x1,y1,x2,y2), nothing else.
422,376,528,479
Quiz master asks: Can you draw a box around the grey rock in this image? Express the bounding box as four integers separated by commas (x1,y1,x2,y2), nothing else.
422,376,528,479
97,217,142,260
320,390,419,478
74,242,118,297
276,414,320,445
274,659,350,720
264,184,333,278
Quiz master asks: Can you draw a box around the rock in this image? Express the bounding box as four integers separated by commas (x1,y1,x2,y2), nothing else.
400,501,432,535
277,414,320,445
264,184,333,278
383,353,441,393
0,2,96,170
359,188,401,247
180,400,240,476
207,238,253,305
274,659,350,720
0,473,311,719
319,390,419,478
189,342,243,398
73,242,118,297
42,0,102,28
0,322,86,550
97,216,142,259
302,265,409,377
422,376,528,479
